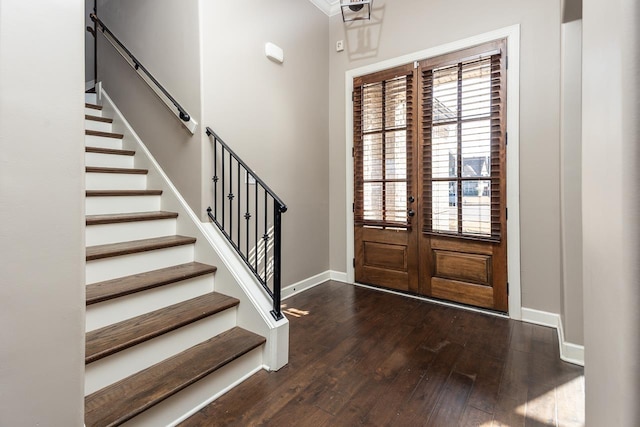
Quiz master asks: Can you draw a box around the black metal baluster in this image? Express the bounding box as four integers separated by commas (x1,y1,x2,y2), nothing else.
245,169,250,258
221,146,225,230
271,200,283,320
254,183,259,272
213,138,218,220
263,190,268,285
228,154,234,243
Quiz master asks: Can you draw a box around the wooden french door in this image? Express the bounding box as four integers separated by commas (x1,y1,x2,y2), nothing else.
354,40,508,312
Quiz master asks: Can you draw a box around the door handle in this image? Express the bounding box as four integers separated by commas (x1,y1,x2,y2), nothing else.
408,209,415,217
408,196,415,203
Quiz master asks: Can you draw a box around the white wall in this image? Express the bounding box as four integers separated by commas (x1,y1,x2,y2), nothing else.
582,0,640,424
0,0,85,424
329,0,564,315
201,0,331,286
560,20,583,345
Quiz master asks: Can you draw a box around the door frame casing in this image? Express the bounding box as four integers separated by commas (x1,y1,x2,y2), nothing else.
344,24,522,320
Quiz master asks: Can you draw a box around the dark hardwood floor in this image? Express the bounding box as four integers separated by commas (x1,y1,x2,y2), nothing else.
181,281,584,426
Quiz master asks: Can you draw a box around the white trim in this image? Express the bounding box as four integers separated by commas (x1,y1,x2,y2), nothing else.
166,364,264,427
344,25,523,320
280,270,349,300
521,307,584,366
282,271,332,300
85,79,96,92
308,0,340,16
330,270,348,282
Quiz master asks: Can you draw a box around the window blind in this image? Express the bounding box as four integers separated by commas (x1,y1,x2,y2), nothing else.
421,41,506,241
354,65,414,228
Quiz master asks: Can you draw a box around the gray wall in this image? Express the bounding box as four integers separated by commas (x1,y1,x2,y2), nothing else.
86,0,95,83
583,0,640,424
0,0,85,424
560,20,583,344
328,0,564,314
201,0,330,286
97,0,204,215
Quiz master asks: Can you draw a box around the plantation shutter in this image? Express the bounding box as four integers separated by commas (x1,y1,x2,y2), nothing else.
354,64,414,228
421,40,506,241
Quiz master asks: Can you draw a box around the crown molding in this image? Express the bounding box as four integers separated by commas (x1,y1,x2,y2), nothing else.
308,0,341,17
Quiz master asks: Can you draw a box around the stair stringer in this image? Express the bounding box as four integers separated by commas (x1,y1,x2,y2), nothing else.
98,89,289,379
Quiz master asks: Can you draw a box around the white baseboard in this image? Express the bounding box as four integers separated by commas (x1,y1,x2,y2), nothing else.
282,271,331,300
521,307,584,366
329,270,348,282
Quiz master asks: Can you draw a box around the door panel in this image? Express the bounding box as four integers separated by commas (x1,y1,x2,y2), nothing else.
355,227,415,292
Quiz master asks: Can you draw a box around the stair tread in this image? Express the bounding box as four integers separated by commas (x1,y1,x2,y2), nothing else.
85,292,240,364
86,211,178,225
86,147,135,156
86,262,217,305
85,114,113,123
85,103,103,110
86,129,124,139
86,166,148,175
85,327,264,426
86,235,196,261
86,190,163,197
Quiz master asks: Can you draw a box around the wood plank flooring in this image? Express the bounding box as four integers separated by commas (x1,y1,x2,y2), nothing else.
181,281,584,427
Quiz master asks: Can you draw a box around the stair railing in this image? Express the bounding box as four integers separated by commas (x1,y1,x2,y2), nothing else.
205,127,287,320
90,13,198,134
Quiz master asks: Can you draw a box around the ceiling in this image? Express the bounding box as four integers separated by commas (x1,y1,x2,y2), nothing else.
308,0,341,17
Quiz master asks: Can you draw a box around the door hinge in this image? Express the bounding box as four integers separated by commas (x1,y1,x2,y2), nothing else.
507,281,510,295
506,56,509,70
352,202,355,212
506,207,508,220
505,132,508,146
352,91,355,102
352,146,355,157
414,61,419,69
353,258,356,268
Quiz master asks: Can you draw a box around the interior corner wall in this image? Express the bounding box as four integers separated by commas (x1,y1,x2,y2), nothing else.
560,20,583,345
328,0,564,314
200,0,331,286
96,0,204,215
0,0,85,424
582,0,640,424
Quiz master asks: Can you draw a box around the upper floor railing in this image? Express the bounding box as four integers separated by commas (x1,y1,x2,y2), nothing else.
205,127,287,320
90,13,198,133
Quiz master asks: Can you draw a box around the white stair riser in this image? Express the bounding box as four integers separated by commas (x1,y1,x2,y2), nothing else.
85,107,102,116
85,152,134,169
85,93,98,104
86,195,162,215
85,135,122,150
86,245,194,283
85,120,113,133
86,172,147,191
84,308,238,395
122,348,263,427
86,274,214,331
86,218,176,246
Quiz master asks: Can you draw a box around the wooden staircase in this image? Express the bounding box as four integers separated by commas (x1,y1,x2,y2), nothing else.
83,102,266,426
